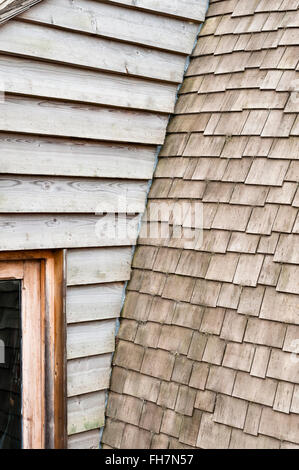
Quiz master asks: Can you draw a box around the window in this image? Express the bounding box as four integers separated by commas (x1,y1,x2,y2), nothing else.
0,251,66,449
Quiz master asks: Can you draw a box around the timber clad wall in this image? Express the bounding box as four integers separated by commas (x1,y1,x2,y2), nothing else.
103,0,299,449
0,0,207,448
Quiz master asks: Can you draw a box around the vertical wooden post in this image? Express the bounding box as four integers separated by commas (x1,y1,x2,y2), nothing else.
22,260,45,449
0,251,66,449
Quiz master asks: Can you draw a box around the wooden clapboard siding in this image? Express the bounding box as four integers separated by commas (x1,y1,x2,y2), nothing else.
67,247,132,286
67,391,106,435
0,21,186,83
0,176,147,213
19,0,198,54
0,55,177,113
67,354,112,397
101,0,207,22
0,0,207,449
67,320,116,360
0,96,168,144
0,215,140,251
0,133,156,179
68,429,100,450
67,284,124,324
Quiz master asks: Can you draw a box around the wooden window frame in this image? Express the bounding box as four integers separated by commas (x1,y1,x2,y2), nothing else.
0,250,66,449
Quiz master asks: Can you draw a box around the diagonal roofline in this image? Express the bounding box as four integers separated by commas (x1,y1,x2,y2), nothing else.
0,0,43,25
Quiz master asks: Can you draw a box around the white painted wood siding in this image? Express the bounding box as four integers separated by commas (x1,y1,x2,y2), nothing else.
0,0,207,449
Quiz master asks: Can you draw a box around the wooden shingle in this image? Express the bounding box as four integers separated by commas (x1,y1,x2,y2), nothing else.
238,285,265,316
260,287,299,324
162,274,196,302
229,429,280,449
233,254,264,286
191,279,222,307
106,0,299,450
200,307,225,335
274,234,299,264
206,253,239,282
228,232,259,254
276,264,299,294
267,350,299,383
283,325,299,353
245,158,289,186
244,317,286,348
273,382,294,414
259,408,299,444
212,204,252,231
196,412,231,449
233,372,277,407
213,395,248,429
247,205,278,235
202,336,226,365
206,365,236,395
223,342,255,372
243,403,263,436
220,310,247,343
217,283,242,310
250,346,271,379
230,184,268,206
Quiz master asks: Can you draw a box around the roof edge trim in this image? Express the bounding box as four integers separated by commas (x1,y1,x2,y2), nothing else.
0,0,43,25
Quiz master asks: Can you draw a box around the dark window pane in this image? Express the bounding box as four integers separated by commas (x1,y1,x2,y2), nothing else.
0,280,22,449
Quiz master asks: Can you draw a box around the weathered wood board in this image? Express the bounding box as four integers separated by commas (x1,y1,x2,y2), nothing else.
0,0,206,449
0,215,140,251
102,0,207,21
68,429,100,449
19,0,198,54
0,55,177,113
0,176,148,213
67,319,116,359
0,21,186,82
67,391,106,435
67,354,112,397
0,133,156,179
67,247,132,286
0,96,168,144
67,283,124,324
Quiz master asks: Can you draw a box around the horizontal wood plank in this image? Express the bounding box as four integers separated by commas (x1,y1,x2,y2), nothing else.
20,0,198,54
0,96,168,144
101,0,207,22
67,320,116,359
67,247,132,286
68,429,100,449
0,20,185,83
0,175,148,213
67,391,105,435
0,55,177,113
0,215,140,251
67,283,124,324
67,354,112,397
0,133,156,179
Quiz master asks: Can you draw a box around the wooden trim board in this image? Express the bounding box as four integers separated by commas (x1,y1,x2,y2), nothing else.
0,250,66,449
0,0,43,24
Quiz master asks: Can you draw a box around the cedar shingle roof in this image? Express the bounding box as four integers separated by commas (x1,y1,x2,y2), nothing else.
103,0,299,449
